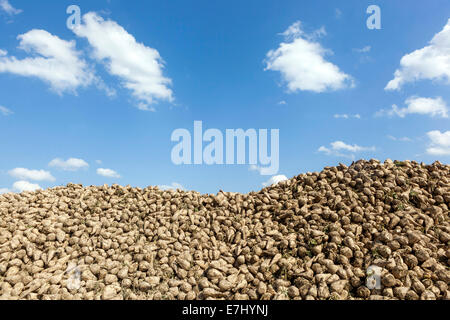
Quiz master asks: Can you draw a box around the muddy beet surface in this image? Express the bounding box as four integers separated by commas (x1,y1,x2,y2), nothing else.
0,159,449,300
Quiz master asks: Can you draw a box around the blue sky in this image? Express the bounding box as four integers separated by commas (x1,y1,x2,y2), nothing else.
0,0,449,194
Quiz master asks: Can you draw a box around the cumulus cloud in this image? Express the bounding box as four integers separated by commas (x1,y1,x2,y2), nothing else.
12,181,41,192
0,0,22,15
0,105,13,116
265,21,354,93
319,141,375,158
73,12,173,110
8,168,55,182
97,168,121,178
376,96,448,118
426,130,450,155
279,21,326,41
386,19,450,90
0,188,10,194
49,158,89,171
262,175,288,187
0,29,95,93
158,182,185,191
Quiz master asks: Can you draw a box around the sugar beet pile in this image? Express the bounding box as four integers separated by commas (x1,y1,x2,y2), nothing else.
0,159,449,300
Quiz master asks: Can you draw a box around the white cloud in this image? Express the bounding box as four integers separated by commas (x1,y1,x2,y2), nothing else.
354,46,371,53
49,158,89,171
9,168,55,181
0,188,10,194
376,96,448,118
319,141,375,158
335,9,342,19
426,130,450,155
0,0,22,15
262,175,288,187
73,12,173,110
279,21,308,40
334,113,361,119
95,160,102,164
0,105,13,115
278,100,287,105
277,22,327,42
0,29,95,93
137,102,156,112
97,168,121,178
12,181,41,192
331,141,374,152
309,26,327,40
265,21,354,93
158,182,185,191
386,19,450,90
387,135,412,142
